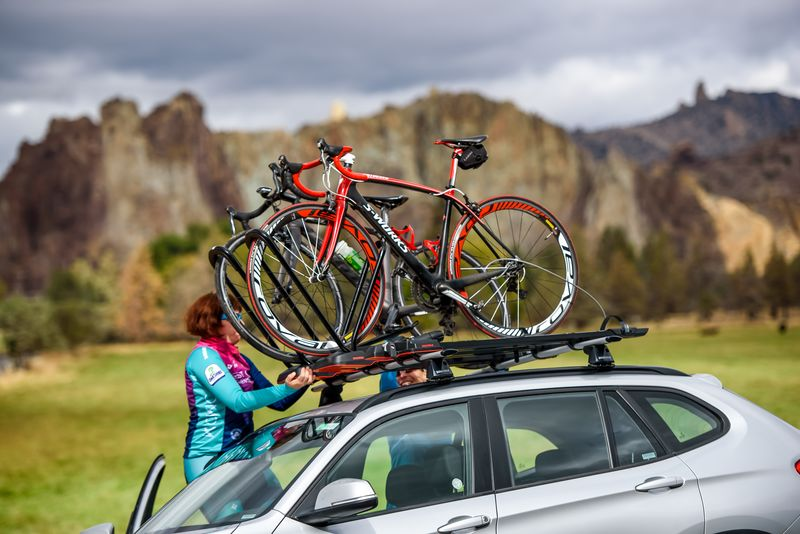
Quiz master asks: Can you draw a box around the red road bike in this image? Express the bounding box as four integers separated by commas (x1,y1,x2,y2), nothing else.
245,136,578,356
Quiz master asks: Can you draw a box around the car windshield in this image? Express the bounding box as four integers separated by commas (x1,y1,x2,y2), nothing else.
139,413,352,533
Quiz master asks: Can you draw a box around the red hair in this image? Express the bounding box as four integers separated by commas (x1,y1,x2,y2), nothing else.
185,292,239,338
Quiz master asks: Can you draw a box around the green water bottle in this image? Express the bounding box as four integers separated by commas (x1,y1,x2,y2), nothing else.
335,240,365,272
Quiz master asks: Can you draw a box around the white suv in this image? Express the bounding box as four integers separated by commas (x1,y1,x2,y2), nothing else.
86,364,800,534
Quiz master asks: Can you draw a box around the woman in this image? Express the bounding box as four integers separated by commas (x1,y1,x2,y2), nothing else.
182,292,314,482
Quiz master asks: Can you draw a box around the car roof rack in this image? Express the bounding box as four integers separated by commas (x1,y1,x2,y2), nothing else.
278,320,648,387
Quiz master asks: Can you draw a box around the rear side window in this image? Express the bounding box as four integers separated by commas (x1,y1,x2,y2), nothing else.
604,393,663,466
627,390,724,451
498,392,611,486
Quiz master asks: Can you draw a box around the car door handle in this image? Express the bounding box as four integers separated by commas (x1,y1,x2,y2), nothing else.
635,476,685,492
437,514,491,533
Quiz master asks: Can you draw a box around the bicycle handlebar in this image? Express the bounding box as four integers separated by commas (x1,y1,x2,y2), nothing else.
277,155,326,200
317,138,350,159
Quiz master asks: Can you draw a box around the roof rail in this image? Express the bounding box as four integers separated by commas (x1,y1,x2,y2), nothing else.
356,364,687,413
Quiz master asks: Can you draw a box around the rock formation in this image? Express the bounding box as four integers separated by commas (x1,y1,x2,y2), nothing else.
0,93,240,293
1,88,798,294
574,89,800,165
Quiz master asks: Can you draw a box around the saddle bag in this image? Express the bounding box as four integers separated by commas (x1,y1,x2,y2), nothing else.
457,144,488,170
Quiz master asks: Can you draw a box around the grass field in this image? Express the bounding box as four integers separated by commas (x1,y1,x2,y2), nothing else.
0,322,798,533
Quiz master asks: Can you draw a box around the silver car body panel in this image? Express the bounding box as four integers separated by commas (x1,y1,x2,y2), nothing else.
176,369,800,533
228,509,284,534
494,456,703,533
272,495,497,534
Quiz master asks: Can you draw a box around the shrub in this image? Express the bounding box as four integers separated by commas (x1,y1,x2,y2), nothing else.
0,296,64,363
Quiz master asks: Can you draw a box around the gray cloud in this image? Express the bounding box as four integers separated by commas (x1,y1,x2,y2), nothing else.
1,0,799,174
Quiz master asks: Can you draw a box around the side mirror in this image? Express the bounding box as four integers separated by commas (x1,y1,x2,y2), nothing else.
297,478,378,526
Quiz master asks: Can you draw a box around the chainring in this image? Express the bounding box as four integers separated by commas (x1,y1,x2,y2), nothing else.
411,278,440,312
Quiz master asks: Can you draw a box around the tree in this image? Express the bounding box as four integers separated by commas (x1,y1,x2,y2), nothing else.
639,231,687,319
683,236,728,320
116,246,167,341
762,245,791,319
45,253,119,347
593,227,646,321
150,223,211,273
728,250,763,319
599,249,647,321
789,251,800,307
597,227,636,267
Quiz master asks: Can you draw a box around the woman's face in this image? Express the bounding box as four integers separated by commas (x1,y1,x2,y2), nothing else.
218,316,241,345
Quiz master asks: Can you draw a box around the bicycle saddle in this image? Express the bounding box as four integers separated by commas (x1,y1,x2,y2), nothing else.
364,195,409,210
434,135,488,149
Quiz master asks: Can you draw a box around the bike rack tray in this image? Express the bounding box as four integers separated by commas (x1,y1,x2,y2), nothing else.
278,325,648,386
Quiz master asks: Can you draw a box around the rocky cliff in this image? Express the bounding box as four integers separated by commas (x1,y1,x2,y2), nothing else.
574,84,800,165
0,93,240,293
1,89,797,294
217,91,650,248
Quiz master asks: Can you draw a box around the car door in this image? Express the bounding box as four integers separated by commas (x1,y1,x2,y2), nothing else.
127,454,166,534
276,400,496,534
488,390,705,533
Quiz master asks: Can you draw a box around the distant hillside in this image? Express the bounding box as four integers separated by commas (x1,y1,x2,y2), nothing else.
660,128,800,272
574,83,800,165
0,88,797,295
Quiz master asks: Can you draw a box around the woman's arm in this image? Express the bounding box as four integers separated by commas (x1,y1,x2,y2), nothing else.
246,355,307,411
188,347,299,413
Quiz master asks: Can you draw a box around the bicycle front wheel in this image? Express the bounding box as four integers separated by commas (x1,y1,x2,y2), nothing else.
448,196,578,337
212,233,303,364
246,203,385,356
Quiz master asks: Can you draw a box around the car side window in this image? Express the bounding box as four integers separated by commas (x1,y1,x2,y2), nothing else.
627,390,724,451
498,392,611,486
604,392,662,466
302,404,472,516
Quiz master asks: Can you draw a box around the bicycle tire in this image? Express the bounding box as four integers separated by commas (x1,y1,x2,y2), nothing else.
212,233,304,364
448,196,578,337
246,203,385,356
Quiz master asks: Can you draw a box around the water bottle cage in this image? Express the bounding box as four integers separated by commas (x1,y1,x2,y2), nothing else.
422,239,441,265
392,225,416,249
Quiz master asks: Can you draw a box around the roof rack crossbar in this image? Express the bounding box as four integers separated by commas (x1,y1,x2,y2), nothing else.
282,326,647,386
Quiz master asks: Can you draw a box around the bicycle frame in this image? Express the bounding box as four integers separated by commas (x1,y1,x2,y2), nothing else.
312,146,516,297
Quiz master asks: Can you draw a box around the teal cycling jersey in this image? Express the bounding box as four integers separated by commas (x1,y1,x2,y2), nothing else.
183,340,302,461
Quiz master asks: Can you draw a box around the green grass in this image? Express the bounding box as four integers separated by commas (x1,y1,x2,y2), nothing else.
0,323,798,533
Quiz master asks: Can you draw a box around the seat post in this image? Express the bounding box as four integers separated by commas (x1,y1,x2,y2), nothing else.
447,149,462,188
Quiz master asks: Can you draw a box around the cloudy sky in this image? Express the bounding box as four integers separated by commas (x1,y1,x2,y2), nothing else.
1,0,799,175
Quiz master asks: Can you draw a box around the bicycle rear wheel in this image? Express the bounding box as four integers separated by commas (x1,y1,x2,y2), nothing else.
448,196,578,337
246,203,385,356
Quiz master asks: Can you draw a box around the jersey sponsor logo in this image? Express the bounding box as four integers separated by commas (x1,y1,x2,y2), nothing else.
205,364,225,385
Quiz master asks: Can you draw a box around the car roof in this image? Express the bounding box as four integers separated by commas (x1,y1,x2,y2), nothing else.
356,365,688,412
290,396,372,417
287,365,689,419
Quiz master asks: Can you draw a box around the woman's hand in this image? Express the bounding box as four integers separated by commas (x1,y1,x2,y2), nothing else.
285,366,314,389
